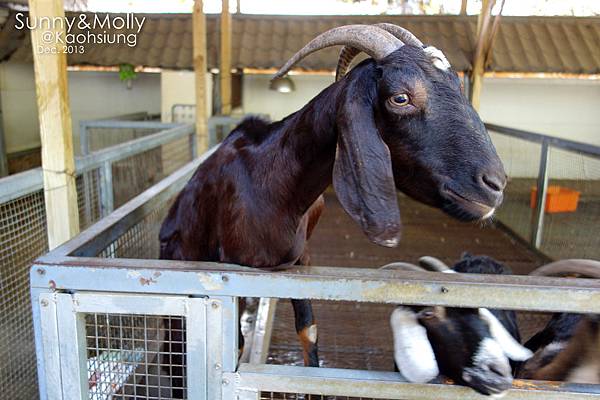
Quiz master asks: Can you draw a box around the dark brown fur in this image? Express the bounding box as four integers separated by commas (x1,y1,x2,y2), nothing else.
519,316,600,383
160,46,505,378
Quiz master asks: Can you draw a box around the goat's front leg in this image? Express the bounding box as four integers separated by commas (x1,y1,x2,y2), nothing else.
289,197,323,367
291,298,319,367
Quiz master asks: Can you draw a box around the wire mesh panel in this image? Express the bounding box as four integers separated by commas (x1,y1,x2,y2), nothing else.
111,135,193,210
112,148,165,209
0,191,48,400
86,313,187,400
540,148,600,259
260,394,378,400
489,132,542,241
85,127,163,154
161,135,194,177
77,168,103,230
98,199,174,259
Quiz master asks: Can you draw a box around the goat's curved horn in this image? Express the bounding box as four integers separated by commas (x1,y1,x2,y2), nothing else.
379,262,427,273
529,259,600,278
335,23,423,81
418,256,453,273
273,25,402,80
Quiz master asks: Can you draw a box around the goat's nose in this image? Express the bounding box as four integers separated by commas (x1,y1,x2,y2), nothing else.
462,364,513,396
479,171,507,195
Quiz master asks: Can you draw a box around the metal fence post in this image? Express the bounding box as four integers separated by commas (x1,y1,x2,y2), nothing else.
37,292,63,400
31,288,53,400
531,141,550,248
99,161,114,216
190,132,198,159
79,121,89,155
249,298,277,365
206,296,239,400
56,294,88,399
186,298,209,400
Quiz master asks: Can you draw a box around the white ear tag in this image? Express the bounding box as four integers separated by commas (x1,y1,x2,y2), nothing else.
390,307,439,383
479,308,533,361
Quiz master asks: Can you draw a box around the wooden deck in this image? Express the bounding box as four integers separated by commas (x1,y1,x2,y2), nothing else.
267,192,549,370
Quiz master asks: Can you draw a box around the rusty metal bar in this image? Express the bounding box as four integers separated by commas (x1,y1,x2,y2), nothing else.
31,260,600,314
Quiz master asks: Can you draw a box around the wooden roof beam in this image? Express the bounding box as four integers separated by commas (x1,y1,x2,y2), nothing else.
194,0,209,153
220,0,232,115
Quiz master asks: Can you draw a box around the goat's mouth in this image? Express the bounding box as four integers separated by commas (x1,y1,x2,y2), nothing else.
441,187,496,222
462,367,512,397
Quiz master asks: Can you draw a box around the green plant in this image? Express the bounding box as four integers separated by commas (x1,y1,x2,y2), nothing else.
119,63,137,82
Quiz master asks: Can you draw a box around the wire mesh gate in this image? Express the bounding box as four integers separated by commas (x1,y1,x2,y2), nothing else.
487,123,600,260
0,121,196,400
30,154,600,400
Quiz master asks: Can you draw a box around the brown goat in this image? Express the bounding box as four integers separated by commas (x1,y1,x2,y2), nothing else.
517,260,600,384
159,24,506,381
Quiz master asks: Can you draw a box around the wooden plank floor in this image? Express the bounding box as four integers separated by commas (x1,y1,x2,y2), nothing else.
267,192,549,371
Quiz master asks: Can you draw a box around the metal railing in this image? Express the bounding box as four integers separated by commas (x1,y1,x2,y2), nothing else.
0,121,195,400
487,123,600,260
30,148,600,400
79,119,181,155
171,104,270,147
172,104,239,146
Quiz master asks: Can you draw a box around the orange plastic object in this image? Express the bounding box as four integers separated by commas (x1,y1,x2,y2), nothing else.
530,185,580,213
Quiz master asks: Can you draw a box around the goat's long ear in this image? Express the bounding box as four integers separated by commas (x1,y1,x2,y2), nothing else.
479,308,533,361
333,75,401,247
390,307,439,383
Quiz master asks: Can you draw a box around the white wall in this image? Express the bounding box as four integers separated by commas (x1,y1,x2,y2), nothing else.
160,70,213,123
3,64,598,179
0,62,40,154
480,77,600,146
480,77,600,178
0,62,161,154
68,69,161,147
242,73,334,121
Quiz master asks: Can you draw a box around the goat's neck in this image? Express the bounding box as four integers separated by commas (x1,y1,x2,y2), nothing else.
269,83,341,215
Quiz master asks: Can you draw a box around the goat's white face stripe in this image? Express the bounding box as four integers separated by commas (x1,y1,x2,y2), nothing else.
479,308,533,361
424,46,451,71
470,337,512,376
391,307,439,383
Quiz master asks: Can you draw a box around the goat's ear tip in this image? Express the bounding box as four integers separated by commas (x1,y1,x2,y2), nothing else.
370,229,402,248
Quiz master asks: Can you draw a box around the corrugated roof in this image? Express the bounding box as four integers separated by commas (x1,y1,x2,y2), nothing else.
1,12,599,74
0,0,88,11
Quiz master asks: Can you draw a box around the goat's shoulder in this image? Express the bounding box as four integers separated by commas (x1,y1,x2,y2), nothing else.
227,116,273,146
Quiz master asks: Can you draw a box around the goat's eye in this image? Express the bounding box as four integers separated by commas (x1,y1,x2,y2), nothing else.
390,93,410,107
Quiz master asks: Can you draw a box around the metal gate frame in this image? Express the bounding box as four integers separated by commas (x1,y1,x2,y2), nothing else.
30,153,600,400
31,261,600,400
32,291,238,400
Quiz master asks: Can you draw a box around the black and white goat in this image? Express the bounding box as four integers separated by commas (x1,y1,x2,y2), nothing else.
387,254,532,396
517,260,600,384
